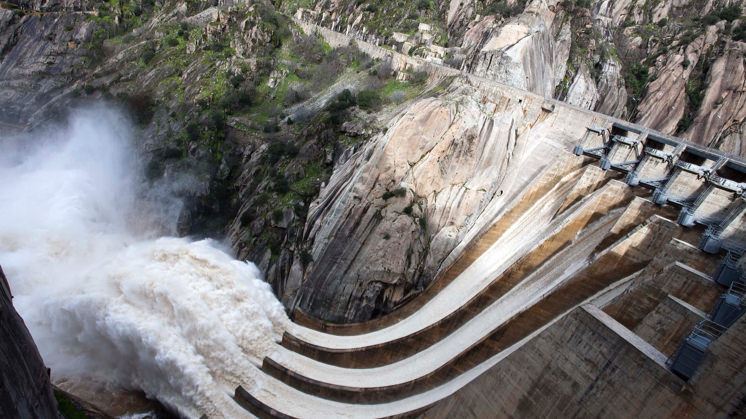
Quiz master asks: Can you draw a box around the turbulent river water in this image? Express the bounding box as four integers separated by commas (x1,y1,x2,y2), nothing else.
0,107,288,418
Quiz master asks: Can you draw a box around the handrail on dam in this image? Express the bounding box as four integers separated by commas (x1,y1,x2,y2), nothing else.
670,253,745,381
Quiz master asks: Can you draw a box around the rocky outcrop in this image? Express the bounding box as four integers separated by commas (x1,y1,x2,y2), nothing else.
0,6,94,125
0,266,59,418
684,40,746,155
566,63,599,110
291,79,591,322
636,27,719,138
292,0,746,157
460,0,571,98
13,0,93,11
594,58,627,116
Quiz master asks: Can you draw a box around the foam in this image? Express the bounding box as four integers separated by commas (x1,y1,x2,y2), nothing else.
0,106,288,417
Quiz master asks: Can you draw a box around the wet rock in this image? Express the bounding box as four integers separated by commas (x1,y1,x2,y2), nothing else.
0,266,59,418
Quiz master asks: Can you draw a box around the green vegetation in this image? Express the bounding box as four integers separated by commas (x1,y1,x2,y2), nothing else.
677,48,713,133
623,63,649,115
482,0,527,17
701,5,742,24
55,390,87,419
383,188,408,200
357,90,383,111
46,0,454,263
734,22,746,42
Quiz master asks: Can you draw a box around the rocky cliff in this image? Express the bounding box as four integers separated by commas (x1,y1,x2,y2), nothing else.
0,266,59,418
293,79,577,321
288,0,746,157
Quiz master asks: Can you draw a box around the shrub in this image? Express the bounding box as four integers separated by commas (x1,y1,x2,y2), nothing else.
717,5,742,22
230,73,245,88
686,80,704,109
377,60,394,80
284,87,310,106
264,141,299,164
679,30,697,45
272,208,284,222
300,250,313,265
357,90,382,111
624,63,649,98
141,43,156,64
272,175,290,194
327,89,356,124
382,187,407,199
310,52,346,88
220,88,254,113
701,13,719,25
390,90,406,104
263,120,280,133
185,120,200,141
410,70,428,85
124,92,155,125
240,209,255,226
208,108,226,131
734,23,746,42
485,0,525,17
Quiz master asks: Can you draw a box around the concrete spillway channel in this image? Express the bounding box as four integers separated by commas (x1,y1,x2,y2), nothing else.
228,161,706,417
235,216,690,417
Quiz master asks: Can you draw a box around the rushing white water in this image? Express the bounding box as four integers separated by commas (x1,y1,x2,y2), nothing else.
0,107,289,418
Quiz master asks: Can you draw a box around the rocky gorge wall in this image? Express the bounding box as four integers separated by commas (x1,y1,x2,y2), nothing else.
292,0,746,158
290,72,615,322
0,266,59,418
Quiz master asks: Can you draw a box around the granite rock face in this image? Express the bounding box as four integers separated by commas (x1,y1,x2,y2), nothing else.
459,1,571,98
291,80,584,322
295,0,746,157
0,4,95,125
0,266,59,419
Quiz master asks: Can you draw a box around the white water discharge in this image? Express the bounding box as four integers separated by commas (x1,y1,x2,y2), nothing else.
0,107,289,418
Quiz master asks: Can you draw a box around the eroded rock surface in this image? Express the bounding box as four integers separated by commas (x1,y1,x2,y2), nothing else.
0,266,58,418
292,80,588,322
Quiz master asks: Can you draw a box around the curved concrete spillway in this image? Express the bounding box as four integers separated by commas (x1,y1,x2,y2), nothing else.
223,23,746,419
230,158,737,417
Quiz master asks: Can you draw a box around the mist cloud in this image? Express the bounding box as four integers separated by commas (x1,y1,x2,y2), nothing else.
0,106,287,418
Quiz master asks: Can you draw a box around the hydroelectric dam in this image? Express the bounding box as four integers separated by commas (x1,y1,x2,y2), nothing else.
1,16,745,419
217,21,746,419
